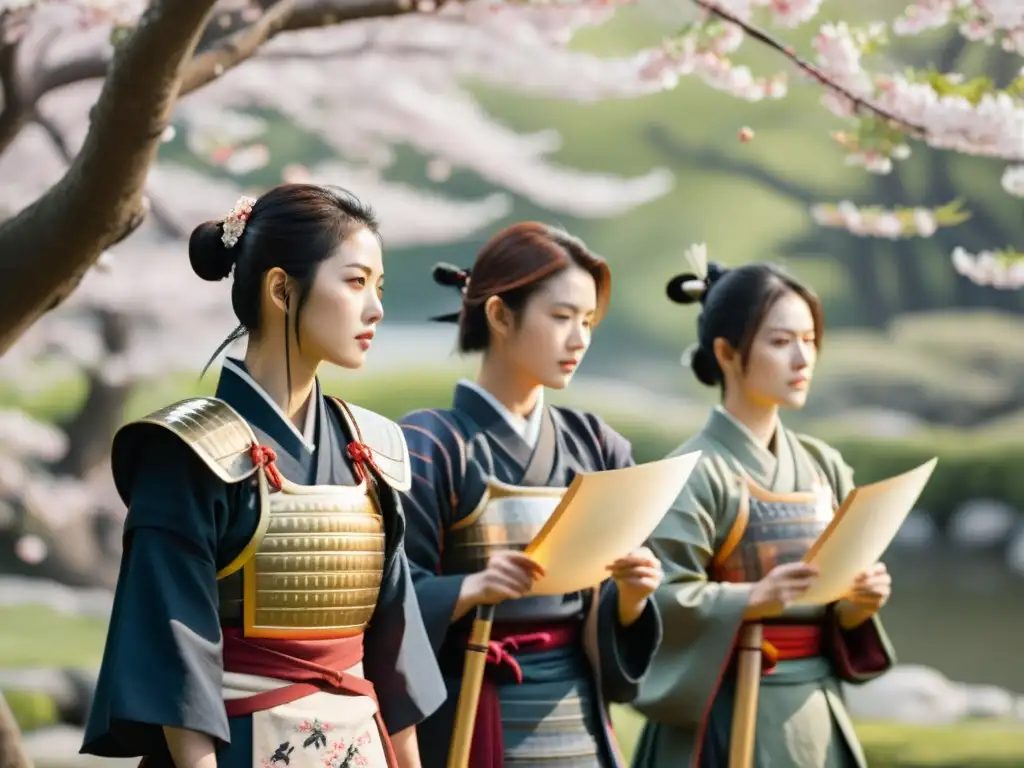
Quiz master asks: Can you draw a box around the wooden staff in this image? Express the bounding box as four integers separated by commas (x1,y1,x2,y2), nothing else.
728,622,764,768
446,604,496,768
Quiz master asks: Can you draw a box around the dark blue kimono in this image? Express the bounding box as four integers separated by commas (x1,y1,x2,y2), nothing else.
81,359,445,768
399,382,662,768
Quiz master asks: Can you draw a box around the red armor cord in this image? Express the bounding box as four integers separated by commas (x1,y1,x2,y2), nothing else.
249,443,284,491
346,441,378,484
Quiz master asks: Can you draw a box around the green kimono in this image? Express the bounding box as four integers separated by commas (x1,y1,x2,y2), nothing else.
631,408,894,768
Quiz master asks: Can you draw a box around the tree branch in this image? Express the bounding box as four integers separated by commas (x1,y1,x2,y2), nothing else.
0,32,28,155
0,0,220,354
179,0,299,97
33,0,423,98
0,0,450,353
693,0,928,138
284,0,418,31
32,110,183,238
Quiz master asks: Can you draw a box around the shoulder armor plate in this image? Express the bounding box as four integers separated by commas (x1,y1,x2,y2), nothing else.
330,397,411,493
111,397,260,505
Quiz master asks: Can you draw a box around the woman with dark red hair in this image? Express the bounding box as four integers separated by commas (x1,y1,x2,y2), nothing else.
398,222,664,768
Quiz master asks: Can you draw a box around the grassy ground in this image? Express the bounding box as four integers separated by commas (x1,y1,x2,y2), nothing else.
3,607,1023,766
609,706,1024,768
0,606,107,668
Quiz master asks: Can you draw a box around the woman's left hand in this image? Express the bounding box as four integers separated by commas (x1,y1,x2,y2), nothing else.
607,546,663,627
837,562,892,629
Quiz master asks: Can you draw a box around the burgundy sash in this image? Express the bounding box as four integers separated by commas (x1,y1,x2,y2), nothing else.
459,621,581,768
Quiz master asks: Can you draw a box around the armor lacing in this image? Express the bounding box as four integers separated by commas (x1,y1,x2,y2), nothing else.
249,443,284,491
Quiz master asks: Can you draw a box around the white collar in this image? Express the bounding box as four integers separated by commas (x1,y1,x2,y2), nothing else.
459,379,544,448
223,358,318,452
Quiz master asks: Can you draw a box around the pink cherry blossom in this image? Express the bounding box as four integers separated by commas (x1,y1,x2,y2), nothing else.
952,246,1024,289
2,0,1024,577
811,201,949,239
1000,165,1024,197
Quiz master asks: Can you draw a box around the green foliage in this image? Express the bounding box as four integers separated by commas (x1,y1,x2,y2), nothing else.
801,313,1024,429
3,689,59,733
0,606,107,668
601,415,1023,522
4,351,1020,525
912,70,1002,106
1007,75,1024,100
153,4,1023,342
854,721,1024,767
305,366,1022,524
812,198,971,235
976,247,1024,264
837,115,909,162
6,607,1024,764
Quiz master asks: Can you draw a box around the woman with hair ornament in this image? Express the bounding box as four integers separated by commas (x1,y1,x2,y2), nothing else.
81,184,446,768
631,244,895,768
397,221,665,768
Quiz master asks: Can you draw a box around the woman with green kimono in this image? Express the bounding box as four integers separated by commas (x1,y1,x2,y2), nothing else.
631,252,895,768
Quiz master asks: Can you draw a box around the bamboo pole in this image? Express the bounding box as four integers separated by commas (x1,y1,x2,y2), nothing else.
728,623,764,768
446,604,496,768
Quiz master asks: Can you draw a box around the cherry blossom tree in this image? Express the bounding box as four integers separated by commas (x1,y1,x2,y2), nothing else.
0,0,676,357
0,0,1021,590
1,0,1022,361
0,2,1020,760
632,0,1024,288
0,0,687,592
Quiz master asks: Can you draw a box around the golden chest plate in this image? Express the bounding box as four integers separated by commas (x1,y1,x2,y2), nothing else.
444,478,566,574
219,475,386,639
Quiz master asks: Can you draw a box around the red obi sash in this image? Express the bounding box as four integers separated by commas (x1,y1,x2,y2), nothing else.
221,629,397,767
758,624,823,674
458,620,581,768
136,630,395,768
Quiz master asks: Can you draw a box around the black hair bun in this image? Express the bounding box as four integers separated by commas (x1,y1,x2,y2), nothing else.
189,221,237,282
690,345,721,387
432,262,470,290
706,261,729,289
666,272,703,305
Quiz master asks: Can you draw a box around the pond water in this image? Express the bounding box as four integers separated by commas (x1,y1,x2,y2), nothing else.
881,544,1023,691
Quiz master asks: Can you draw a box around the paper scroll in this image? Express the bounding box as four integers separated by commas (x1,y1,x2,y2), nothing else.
524,451,702,596
793,457,938,606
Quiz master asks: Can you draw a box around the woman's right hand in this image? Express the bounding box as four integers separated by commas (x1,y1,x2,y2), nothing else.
746,562,819,618
465,551,546,606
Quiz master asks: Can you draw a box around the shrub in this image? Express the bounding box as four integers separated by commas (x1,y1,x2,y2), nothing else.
6,365,1019,528
620,426,1024,526
304,370,1024,525
3,690,59,732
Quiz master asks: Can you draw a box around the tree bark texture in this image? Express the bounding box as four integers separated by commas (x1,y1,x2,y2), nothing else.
0,0,221,354
0,0,438,355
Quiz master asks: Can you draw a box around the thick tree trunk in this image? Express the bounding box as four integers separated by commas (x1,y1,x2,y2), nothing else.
0,37,29,155
0,0,453,355
52,312,133,477
0,511,120,589
0,0,221,354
